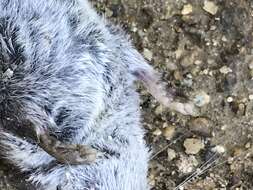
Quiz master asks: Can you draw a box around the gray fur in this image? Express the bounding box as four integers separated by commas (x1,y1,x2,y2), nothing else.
0,0,150,189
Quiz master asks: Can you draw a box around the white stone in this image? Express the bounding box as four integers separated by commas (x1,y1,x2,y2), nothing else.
203,1,218,15
219,66,232,74
212,145,226,154
181,4,193,15
143,48,153,61
193,91,210,107
227,97,233,103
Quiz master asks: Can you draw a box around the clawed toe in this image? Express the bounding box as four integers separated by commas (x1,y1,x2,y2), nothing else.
38,133,98,165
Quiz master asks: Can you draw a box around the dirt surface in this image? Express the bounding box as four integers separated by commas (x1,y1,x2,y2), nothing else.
0,0,253,189
92,0,253,189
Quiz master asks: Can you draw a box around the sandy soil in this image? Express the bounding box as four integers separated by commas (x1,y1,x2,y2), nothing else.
0,0,253,189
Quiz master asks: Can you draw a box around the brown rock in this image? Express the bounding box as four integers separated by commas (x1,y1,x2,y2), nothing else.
184,138,205,155
188,118,212,137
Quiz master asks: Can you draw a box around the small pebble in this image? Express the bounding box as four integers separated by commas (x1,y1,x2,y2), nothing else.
194,60,202,65
203,0,218,15
181,4,193,15
233,147,243,157
167,148,176,161
221,125,228,131
162,124,175,140
202,69,209,75
193,91,211,107
131,25,138,32
191,66,201,76
249,94,253,100
186,73,193,79
221,36,228,42
219,66,232,74
189,117,212,137
143,48,153,61
245,142,251,149
227,157,234,164
227,97,234,103
212,145,226,154
153,128,162,136
175,48,183,60
182,78,193,87
184,138,205,155
105,8,113,17
210,25,217,30
174,70,183,81
176,155,199,174
212,39,218,46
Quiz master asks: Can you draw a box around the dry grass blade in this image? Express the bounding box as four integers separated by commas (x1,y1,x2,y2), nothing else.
174,152,220,190
151,135,186,160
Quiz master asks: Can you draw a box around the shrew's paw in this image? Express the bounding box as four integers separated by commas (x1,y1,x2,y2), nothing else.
38,133,99,165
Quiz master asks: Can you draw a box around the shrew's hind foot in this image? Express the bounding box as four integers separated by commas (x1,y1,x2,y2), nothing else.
38,133,99,165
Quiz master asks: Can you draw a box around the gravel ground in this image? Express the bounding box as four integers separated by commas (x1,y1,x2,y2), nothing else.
1,0,253,189
92,0,253,189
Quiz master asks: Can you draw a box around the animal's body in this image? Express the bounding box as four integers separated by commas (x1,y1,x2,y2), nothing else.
0,0,197,189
